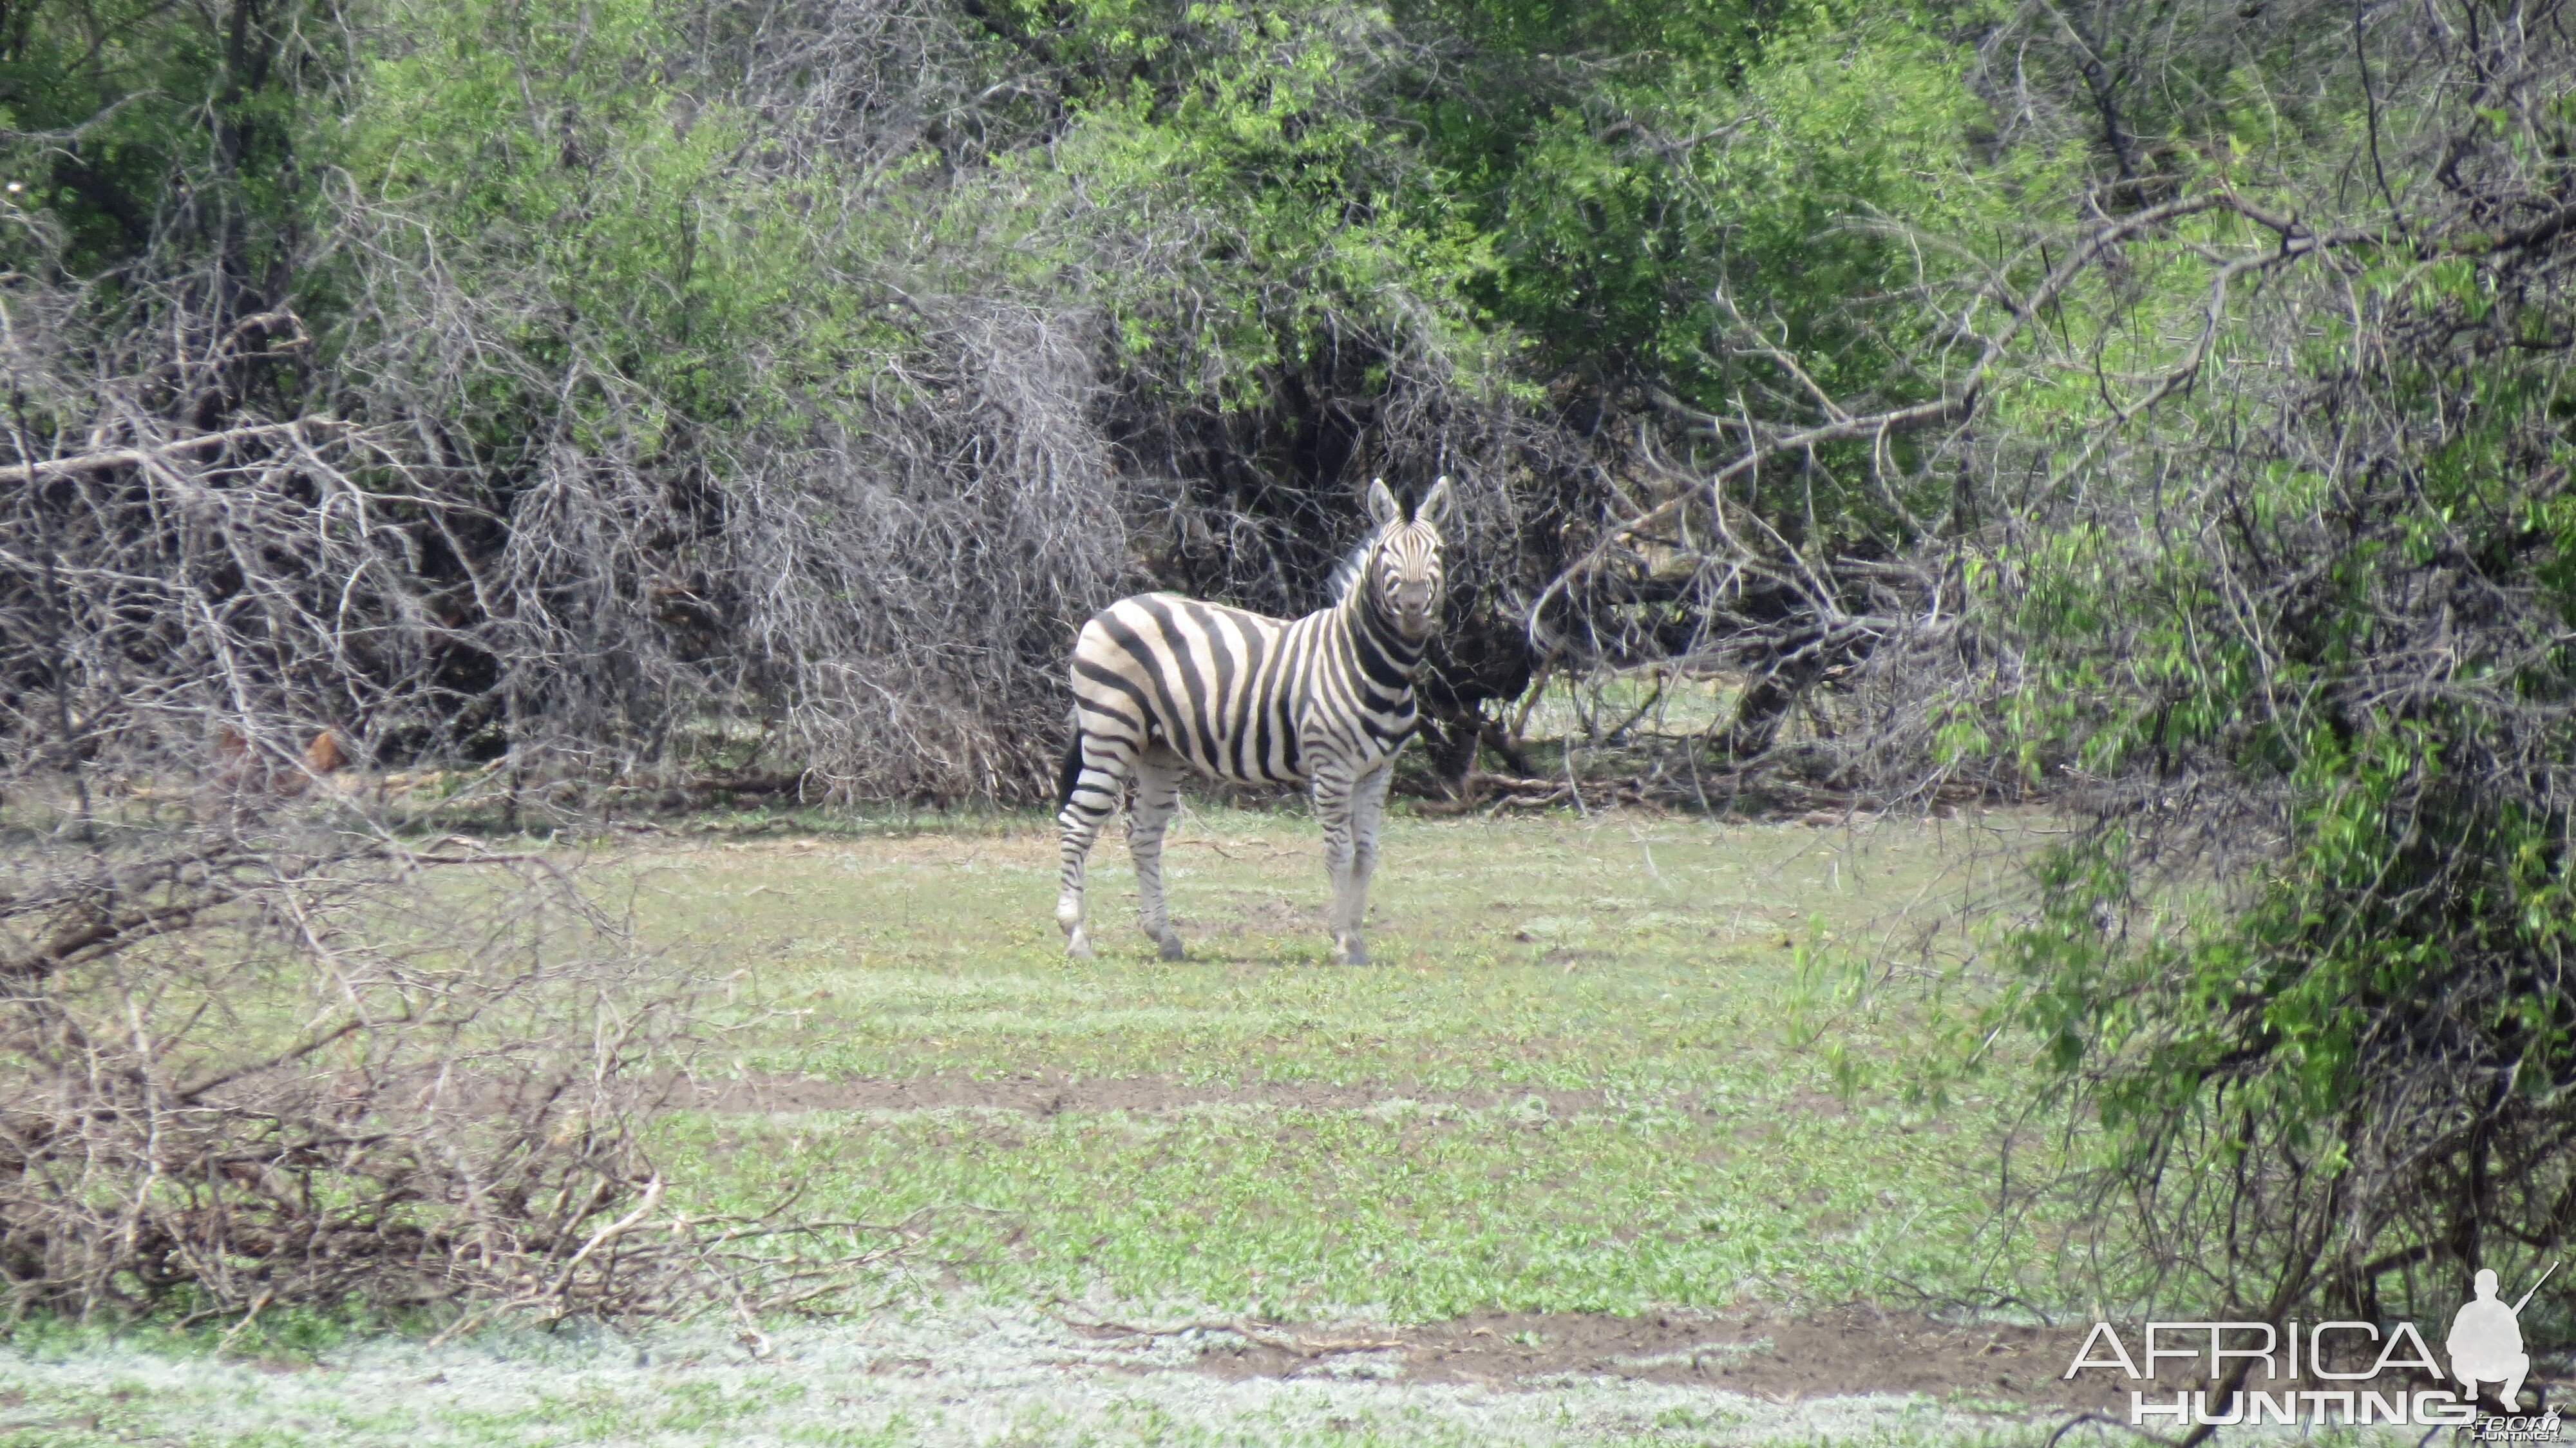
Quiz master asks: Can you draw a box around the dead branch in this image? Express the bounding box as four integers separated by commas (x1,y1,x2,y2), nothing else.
0,417,349,485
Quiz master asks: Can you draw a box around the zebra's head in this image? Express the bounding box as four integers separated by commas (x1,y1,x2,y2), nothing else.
1358,476,1454,642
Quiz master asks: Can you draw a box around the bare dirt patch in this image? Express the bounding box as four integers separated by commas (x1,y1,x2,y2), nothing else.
1122,1306,2130,1409
671,1071,1609,1118
1179,897,1326,938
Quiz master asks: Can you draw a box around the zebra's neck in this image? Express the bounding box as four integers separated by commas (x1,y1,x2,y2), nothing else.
1338,585,1426,683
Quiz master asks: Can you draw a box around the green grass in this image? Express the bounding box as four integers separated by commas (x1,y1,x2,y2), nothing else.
627,806,2056,1319
0,805,2105,1447
657,1098,1984,1319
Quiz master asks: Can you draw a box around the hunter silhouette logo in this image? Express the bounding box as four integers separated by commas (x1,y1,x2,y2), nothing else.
2452,1264,2555,1412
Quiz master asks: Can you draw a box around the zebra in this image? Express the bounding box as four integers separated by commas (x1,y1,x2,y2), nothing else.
1054,476,1454,965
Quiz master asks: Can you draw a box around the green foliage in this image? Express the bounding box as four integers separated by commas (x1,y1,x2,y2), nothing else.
1408,1,2023,544
1966,197,2576,1315
0,0,310,270
1443,8,1987,393
336,0,864,441
1012,1,1514,405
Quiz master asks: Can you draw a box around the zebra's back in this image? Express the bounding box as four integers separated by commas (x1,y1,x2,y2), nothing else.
1070,592,1323,785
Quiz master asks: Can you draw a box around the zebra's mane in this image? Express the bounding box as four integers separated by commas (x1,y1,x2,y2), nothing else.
1326,526,1388,605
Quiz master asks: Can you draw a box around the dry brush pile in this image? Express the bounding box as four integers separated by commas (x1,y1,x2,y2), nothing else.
0,157,890,1320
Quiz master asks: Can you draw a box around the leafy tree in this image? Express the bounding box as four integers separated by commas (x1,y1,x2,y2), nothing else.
1917,0,2576,1342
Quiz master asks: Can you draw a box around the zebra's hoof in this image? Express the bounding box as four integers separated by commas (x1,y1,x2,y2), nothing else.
1332,940,1368,966
1066,929,1095,959
1157,936,1186,962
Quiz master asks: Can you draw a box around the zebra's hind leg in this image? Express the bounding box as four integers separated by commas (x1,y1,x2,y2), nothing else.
1128,753,1186,960
1056,731,1133,958
1311,765,1365,964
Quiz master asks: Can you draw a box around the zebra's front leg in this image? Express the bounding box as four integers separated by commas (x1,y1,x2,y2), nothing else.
1128,756,1186,960
1056,734,1133,958
1311,766,1365,964
1341,764,1392,963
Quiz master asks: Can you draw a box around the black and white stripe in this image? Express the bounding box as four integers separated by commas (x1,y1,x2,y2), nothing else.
1054,476,1454,964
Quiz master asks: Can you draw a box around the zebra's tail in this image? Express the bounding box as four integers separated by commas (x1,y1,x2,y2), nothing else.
1055,718,1084,814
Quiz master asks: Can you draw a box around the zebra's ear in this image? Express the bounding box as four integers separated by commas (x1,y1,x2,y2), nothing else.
1364,477,1401,530
1418,475,1455,531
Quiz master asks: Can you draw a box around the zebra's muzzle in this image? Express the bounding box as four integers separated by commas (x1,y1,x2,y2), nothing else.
1392,581,1437,636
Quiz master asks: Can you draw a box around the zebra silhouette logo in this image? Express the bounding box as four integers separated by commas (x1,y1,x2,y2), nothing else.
2451,1264,2555,1413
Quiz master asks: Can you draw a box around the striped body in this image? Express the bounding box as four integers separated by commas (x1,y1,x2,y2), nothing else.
1054,477,1453,964
1063,592,1423,793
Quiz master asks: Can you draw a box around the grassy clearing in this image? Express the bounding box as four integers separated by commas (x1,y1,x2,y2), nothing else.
631,805,2077,1320
643,805,2007,1087
1,806,2124,1446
